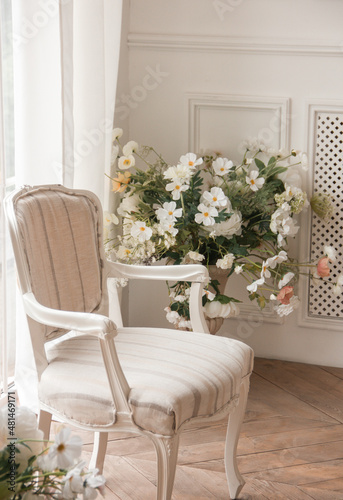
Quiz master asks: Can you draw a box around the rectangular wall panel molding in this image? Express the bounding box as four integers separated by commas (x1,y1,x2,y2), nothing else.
187,93,290,321
299,101,343,330
187,94,290,162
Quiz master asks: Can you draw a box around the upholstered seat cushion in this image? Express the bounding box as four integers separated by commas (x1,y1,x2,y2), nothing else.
41,327,253,435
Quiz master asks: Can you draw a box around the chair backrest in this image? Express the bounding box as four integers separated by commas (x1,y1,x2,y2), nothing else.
6,185,109,340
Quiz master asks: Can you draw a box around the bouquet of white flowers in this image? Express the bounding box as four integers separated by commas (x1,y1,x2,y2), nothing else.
104,129,341,329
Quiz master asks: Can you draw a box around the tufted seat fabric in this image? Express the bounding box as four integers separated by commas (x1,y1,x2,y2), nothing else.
42,327,253,435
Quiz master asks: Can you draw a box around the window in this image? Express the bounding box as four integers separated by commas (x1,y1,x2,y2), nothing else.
1,0,16,397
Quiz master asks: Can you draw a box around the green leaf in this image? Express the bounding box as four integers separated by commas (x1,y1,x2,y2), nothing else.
255,158,265,172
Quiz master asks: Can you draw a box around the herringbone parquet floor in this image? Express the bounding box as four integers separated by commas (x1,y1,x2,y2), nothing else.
54,357,343,499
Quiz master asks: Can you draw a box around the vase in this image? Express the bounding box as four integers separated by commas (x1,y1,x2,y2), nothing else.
205,266,229,335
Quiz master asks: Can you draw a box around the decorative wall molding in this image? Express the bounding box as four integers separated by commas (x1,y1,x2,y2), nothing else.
128,33,343,57
298,100,343,332
187,93,290,320
187,93,290,157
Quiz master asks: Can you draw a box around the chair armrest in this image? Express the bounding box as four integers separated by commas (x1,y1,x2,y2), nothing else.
23,292,117,339
107,260,210,283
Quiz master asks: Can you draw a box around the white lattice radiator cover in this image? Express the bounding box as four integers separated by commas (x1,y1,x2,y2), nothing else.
308,112,343,319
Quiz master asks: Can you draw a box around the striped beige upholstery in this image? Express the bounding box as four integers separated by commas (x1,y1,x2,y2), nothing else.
15,188,102,338
42,328,253,435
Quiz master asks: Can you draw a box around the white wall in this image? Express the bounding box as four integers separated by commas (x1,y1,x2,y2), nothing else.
114,0,343,367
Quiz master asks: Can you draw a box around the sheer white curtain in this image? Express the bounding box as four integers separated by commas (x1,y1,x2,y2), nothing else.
12,0,123,410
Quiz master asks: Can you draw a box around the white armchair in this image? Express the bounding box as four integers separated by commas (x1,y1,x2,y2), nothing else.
5,184,253,500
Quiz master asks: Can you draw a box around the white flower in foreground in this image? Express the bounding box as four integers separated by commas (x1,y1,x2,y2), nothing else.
216,253,235,270
246,170,265,191
156,201,182,222
195,203,218,226
118,154,135,170
62,463,85,498
324,245,337,262
112,128,123,140
274,295,300,317
202,187,228,208
130,221,153,243
178,152,203,169
278,272,295,289
83,470,107,500
212,157,233,176
247,277,265,293
166,180,189,200
104,211,119,226
266,251,288,269
208,211,242,239
0,406,44,472
260,261,271,279
48,427,83,470
123,140,139,156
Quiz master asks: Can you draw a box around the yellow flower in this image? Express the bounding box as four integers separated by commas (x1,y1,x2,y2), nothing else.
111,171,131,193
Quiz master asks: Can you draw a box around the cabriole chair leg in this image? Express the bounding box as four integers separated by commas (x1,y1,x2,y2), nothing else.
151,434,180,500
89,432,108,473
224,378,249,499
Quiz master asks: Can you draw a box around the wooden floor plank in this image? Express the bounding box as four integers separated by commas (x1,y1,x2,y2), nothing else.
254,358,343,423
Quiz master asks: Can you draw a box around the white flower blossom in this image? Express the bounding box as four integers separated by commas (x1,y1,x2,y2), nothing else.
216,253,235,270
47,428,83,470
247,277,265,293
195,203,218,226
164,164,194,183
203,290,216,301
130,221,153,243
112,128,123,140
159,219,179,236
266,251,288,269
208,211,242,238
212,157,233,176
117,193,141,216
324,245,337,262
234,264,244,274
156,201,182,222
178,152,203,169
186,251,205,262
164,307,181,325
123,140,138,156
166,180,189,200
118,154,135,170
260,261,271,279
246,170,265,191
104,211,119,226
202,187,228,208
